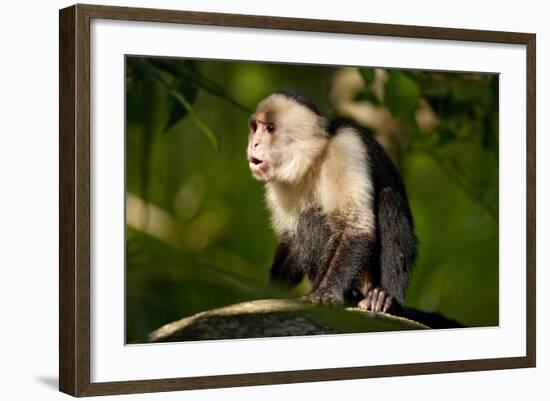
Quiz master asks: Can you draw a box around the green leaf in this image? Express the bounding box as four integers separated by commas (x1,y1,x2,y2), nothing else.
125,74,164,201
384,70,421,119
163,77,198,133
436,124,457,147
132,58,219,149
401,69,420,81
167,89,219,150
354,90,381,106
358,68,376,86
150,58,252,114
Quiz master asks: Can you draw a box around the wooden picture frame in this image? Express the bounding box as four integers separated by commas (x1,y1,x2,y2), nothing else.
59,3,536,397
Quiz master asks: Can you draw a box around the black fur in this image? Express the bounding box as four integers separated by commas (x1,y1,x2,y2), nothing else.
268,114,417,310
330,118,417,303
378,187,416,304
268,240,304,287
260,99,466,327
397,306,465,329
311,231,377,304
264,96,417,314
274,90,320,115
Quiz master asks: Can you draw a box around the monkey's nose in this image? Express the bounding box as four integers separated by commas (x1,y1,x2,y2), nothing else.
253,142,259,149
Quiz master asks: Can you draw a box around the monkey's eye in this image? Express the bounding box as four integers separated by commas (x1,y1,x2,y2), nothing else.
249,120,257,132
266,124,276,134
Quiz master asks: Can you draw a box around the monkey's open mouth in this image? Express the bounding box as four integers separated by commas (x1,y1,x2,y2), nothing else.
248,156,269,178
250,157,263,166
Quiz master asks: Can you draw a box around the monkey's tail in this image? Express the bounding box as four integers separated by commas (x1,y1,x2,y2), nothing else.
395,305,465,329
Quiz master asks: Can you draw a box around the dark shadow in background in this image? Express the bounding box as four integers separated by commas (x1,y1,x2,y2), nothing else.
35,376,58,391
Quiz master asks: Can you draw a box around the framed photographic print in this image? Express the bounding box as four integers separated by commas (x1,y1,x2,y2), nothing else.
59,3,536,397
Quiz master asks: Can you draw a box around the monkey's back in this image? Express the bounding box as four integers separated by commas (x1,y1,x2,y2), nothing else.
329,118,414,225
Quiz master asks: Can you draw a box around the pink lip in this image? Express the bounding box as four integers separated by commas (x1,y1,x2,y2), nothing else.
248,156,268,175
249,161,264,172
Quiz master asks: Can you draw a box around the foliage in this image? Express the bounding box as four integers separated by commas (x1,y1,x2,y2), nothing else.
125,57,498,343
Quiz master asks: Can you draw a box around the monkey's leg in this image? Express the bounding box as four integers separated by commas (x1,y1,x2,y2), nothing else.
306,231,343,292
303,230,375,306
268,240,304,288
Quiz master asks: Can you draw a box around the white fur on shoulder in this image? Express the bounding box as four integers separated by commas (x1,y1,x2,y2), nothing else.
264,126,375,237
318,127,375,234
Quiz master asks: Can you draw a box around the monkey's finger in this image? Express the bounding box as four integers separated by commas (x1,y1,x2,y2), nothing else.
302,292,320,304
370,288,380,311
358,292,371,310
371,288,379,306
364,290,375,310
374,290,386,312
312,294,323,305
323,291,342,307
382,295,393,313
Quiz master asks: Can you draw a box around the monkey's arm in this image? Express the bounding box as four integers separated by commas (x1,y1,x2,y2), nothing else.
268,240,304,288
305,230,375,305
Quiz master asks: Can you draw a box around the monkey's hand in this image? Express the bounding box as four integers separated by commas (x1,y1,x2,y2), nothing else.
358,287,393,313
301,289,344,306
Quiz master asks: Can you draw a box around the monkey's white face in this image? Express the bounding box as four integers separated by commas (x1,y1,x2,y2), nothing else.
247,94,328,184
246,111,279,182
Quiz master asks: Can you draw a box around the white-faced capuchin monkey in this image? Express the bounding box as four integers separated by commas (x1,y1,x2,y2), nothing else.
247,90,418,314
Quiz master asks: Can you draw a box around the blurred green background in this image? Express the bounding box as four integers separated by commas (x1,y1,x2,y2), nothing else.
125,56,499,343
